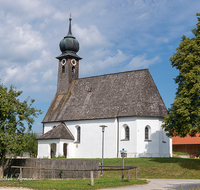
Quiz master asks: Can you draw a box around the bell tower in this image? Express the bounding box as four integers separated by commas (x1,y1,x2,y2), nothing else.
56,17,82,94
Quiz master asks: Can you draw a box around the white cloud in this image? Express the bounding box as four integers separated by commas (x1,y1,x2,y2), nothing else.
3,63,38,86
80,50,128,77
0,15,45,64
123,54,160,71
42,69,55,84
73,24,113,49
0,0,54,21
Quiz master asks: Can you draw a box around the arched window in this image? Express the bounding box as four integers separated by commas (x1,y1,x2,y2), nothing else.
51,125,56,129
145,125,151,140
62,66,65,73
77,126,80,142
125,126,129,140
121,124,130,141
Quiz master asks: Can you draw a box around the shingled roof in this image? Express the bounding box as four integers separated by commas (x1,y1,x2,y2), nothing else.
37,123,74,140
43,69,167,123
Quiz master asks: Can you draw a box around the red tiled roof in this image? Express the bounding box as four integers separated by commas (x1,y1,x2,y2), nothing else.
173,134,200,145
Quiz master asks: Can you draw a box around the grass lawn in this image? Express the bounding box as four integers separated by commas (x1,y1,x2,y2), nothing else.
101,157,200,179
0,157,200,189
173,151,189,155
0,178,146,190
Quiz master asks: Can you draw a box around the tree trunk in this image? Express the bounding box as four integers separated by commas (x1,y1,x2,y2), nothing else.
0,150,6,178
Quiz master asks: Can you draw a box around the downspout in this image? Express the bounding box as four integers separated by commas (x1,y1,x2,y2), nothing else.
117,117,119,158
42,123,44,135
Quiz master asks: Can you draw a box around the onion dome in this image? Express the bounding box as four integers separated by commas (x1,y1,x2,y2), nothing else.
56,17,82,60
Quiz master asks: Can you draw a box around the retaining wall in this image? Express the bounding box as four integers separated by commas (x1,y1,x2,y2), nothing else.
4,159,99,179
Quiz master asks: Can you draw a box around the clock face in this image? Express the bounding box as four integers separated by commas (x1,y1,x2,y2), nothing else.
61,58,67,66
71,59,76,66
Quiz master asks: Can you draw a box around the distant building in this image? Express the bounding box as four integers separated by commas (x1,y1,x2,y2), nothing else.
37,18,172,158
173,135,200,156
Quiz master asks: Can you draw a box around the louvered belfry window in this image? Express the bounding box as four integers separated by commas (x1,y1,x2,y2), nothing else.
72,66,75,73
62,66,65,73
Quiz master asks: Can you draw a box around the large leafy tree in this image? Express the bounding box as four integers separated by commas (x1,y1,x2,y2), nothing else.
24,132,38,158
162,13,200,137
0,83,42,177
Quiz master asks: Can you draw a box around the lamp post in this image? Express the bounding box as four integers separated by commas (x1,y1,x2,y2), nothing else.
99,125,107,175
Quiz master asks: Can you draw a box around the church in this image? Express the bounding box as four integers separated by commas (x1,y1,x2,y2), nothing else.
37,18,172,159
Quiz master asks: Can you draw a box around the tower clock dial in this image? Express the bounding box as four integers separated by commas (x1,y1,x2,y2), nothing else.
71,59,76,66
61,58,67,66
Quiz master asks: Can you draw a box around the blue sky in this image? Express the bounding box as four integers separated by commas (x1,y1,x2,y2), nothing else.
0,0,199,132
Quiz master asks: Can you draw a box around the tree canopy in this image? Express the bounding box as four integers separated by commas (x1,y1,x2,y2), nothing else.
24,132,38,158
0,83,42,176
162,13,200,137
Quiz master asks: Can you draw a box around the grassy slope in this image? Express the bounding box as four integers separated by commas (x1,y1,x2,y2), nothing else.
101,157,200,179
0,157,200,189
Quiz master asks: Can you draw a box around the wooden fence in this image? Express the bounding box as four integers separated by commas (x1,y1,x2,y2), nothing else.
11,165,137,186
4,159,99,179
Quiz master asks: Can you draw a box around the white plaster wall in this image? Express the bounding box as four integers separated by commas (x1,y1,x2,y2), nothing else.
118,117,137,157
43,122,61,134
64,119,117,158
158,119,172,157
136,117,171,157
37,139,60,158
37,139,74,158
39,117,171,158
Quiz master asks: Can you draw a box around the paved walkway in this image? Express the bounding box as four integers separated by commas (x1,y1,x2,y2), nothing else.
100,179,200,190
0,179,200,190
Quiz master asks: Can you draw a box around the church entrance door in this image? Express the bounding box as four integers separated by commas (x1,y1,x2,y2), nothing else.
51,143,56,158
63,143,67,158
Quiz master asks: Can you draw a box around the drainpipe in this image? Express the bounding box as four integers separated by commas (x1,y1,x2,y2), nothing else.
42,123,44,135
117,117,119,158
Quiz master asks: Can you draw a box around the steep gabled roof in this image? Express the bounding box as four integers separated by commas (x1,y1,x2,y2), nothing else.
43,69,167,123
37,123,74,140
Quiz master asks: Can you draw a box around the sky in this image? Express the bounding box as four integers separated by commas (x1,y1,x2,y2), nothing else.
0,0,199,133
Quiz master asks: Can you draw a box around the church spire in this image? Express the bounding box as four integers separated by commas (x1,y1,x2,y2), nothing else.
57,16,81,60
56,16,82,95
67,14,73,36
65,15,74,38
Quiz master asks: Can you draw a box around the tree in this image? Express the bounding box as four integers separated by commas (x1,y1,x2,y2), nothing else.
0,83,42,177
24,132,38,158
162,13,200,137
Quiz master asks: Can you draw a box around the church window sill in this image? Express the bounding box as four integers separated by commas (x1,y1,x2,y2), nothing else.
144,140,152,142
121,139,129,141
74,141,80,144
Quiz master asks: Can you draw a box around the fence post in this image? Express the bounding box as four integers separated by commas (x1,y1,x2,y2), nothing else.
128,169,130,181
135,167,137,180
122,152,124,181
90,171,94,186
20,168,22,183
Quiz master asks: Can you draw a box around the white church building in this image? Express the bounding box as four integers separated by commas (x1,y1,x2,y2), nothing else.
37,18,172,159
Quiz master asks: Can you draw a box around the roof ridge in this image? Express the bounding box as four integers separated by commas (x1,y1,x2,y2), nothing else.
79,69,149,80
61,123,74,140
